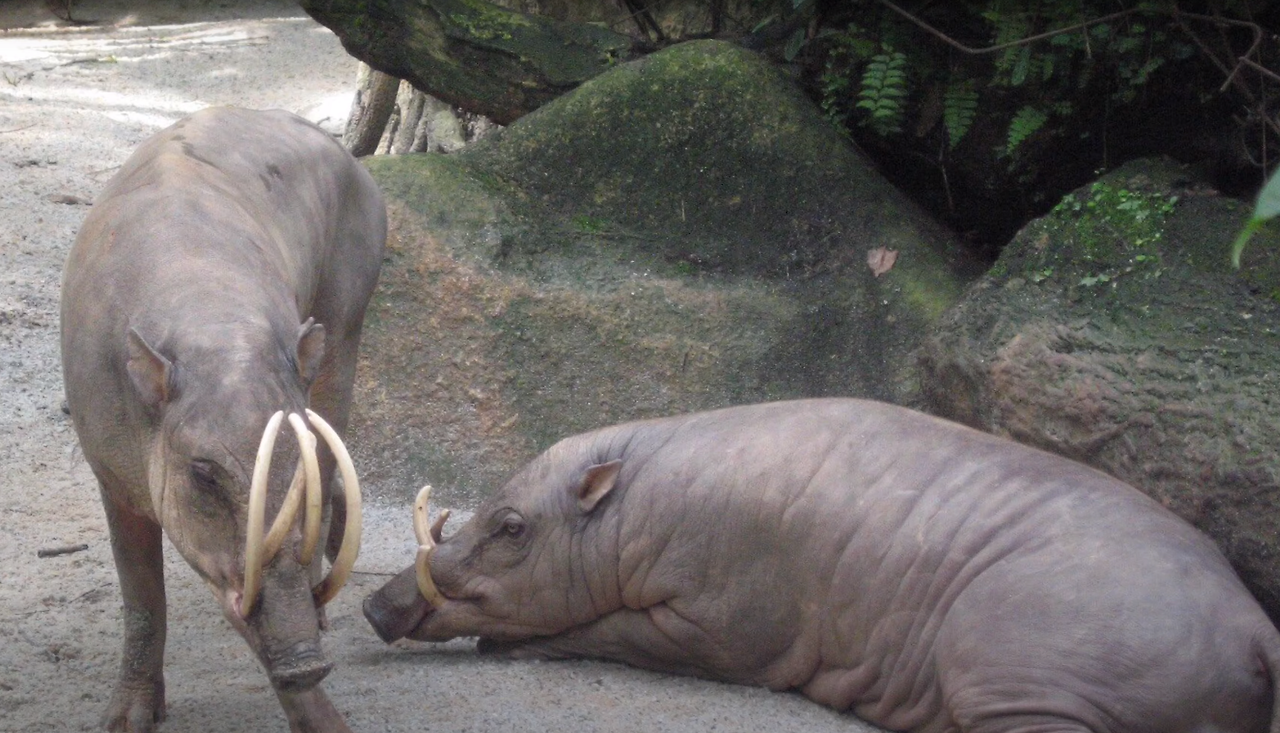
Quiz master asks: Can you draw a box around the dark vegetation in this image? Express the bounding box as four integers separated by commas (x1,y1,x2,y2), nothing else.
786,1,1280,259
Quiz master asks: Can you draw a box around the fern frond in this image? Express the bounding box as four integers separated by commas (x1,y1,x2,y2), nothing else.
992,10,1030,79
1006,105,1048,156
1010,45,1033,86
943,82,978,149
857,51,909,136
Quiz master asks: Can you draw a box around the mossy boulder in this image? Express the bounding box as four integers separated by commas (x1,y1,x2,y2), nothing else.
350,40,975,507
917,157,1280,621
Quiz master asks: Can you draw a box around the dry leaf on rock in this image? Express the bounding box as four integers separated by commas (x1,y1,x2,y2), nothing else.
867,247,898,277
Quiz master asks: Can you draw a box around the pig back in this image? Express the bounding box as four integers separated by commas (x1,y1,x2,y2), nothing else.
608,399,1250,729
60,107,385,512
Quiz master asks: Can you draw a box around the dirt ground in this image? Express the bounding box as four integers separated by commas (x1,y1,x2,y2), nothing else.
0,2,878,731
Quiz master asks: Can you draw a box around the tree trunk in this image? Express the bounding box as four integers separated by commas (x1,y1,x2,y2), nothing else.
389,82,426,154
343,63,401,156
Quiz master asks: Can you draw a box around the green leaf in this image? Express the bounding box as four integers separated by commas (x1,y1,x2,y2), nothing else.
784,27,806,61
1254,168,1280,220
1231,220,1262,269
1232,168,1280,268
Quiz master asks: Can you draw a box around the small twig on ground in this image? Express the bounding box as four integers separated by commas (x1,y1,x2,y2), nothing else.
0,124,37,134
37,543,88,558
47,193,91,205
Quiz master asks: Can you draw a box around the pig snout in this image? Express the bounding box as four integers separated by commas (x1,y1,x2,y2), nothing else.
267,640,332,691
252,552,331,691
363,565,430,643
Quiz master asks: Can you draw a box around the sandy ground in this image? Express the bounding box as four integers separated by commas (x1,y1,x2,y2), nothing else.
0,2,879,732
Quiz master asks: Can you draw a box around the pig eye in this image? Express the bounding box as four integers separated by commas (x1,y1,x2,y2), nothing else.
190,459,221,493
498,513,526,539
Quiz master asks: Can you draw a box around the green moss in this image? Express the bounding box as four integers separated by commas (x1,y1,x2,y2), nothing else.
995,162,1184,291
444,0,530,41
1048,181,1177,270
363,153,524,263
570,213,607,234
896,269,963,322
983,157,1280,312
462,40,926,278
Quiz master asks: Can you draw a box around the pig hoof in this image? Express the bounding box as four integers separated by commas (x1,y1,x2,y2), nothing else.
102,679,165,732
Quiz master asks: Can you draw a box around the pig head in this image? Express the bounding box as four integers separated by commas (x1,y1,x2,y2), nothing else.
61,107,385,732
367,399,1280,733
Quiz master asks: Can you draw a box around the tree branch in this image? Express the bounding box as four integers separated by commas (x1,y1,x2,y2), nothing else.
873,0,1141,56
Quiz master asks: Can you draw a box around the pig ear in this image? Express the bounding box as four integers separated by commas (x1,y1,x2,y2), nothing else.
576,459,622,513
126,328,173,407
296,318,326,384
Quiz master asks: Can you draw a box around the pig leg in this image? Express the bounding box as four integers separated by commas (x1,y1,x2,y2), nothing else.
303,318,363,565
275,687,353,733
99,484,167,732
480,605,748,683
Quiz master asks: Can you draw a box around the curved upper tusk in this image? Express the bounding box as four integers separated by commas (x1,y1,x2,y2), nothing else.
261,414,321,566
241,410,285,617
306,409,362,606
262,460,304,565
413,485,446,608
290,413,323,566
413,484,433,547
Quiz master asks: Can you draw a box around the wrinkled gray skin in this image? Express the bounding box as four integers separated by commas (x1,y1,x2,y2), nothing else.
61,107,385,733
367,399,1280,733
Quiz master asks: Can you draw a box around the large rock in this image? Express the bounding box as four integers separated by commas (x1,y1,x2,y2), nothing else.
918,157,1280,621
350,40,976,506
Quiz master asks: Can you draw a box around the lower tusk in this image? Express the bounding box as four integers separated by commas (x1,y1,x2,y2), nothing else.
431,508,451,544
307,409,362,606
241,410,285,617
413,485,446,608
416,544,444,608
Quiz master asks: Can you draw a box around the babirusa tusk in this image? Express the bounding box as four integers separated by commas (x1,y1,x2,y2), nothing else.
262,460,305,565
261,414,321,565
289,413,323,565
241,410,285,617
431,508,451,544
416,544,441,608
413,485,445,608
413,485,433,546
307,409,362,606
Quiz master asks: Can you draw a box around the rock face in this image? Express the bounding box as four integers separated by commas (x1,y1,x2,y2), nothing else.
349,40,977,505
918,157,1280,621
